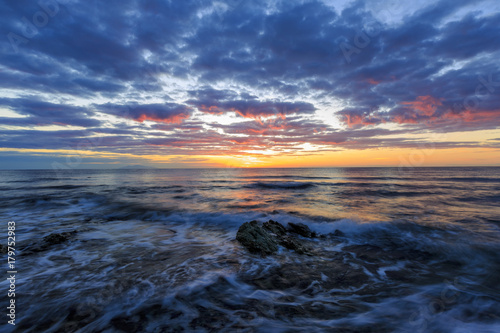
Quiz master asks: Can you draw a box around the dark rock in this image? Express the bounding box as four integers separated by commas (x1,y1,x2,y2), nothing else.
385,269,418,283
63,303,103,331
0,244,7,254
43,234,69,245
111,315,143,332
395,249,434,261
20,231,77,255
237,220,317,255
243,299,275,318
189,306,228,330
287,222,314,238
343,244,435,264
263,220,287,236
234,310,256,320
332,229,345,237
244,260,370,291
43,232,73,245
274,304,308,319
236,221,278,255
279,236,310,255
342,244,385,263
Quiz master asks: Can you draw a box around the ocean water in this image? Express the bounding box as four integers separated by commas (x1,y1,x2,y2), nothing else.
0,167,499,332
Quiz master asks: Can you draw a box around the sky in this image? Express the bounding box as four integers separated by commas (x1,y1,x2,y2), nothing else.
0,0,499,169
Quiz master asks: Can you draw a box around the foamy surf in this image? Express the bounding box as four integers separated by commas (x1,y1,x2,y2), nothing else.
1,168,499,332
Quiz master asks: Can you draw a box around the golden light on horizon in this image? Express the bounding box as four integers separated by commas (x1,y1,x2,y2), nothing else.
1,145,499,169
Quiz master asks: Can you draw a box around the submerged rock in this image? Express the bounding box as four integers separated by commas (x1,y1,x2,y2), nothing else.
243,258,370,291
43,231,76,245
342,244,435,263
236,221,279,255
189,306,229,331
20,231,78,255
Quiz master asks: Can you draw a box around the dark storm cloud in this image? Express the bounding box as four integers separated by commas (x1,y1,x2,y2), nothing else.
1,0,203,96
96,102,193,124
186,87,316,121
189,98,316,120
0,0,499,156
0,97,100,127
183,0,499,131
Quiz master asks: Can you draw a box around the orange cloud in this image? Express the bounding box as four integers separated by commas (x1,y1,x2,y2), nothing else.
135,113,190,124
198,105,224,115
401,95,443,116
344,113,383,127
367,78,380,85
442,109,500,123
235,110,288,125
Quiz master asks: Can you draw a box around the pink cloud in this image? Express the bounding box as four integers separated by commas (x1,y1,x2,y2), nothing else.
401,95,443,116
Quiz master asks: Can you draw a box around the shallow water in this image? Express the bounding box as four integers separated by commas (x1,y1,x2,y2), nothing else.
1,167,499,332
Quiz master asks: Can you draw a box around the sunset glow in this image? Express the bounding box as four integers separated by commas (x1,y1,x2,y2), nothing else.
1,2,500,331
0,0,499,169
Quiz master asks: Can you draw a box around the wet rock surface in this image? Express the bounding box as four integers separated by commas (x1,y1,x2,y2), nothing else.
12,218,496,333
43,231,76,245
287,222,315,238
235,220,467,298
331,229,346,237
262,219,287,236
236,220,279,255
243,257,370,292
232,222,477,332
236,220,313,255
20,231,78,255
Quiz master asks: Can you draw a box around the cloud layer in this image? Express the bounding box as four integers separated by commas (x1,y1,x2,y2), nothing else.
0,0,499,162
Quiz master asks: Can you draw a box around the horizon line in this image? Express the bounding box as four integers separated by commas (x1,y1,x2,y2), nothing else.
1,165,500,171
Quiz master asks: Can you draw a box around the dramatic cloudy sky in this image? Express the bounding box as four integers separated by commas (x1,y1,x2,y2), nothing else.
1,0,499,168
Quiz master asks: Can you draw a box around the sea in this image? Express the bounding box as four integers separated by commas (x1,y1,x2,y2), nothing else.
0,167,499,332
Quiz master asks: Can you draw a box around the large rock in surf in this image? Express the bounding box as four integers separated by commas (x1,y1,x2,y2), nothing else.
237,220,312,255
331,229,345,237
236,221,279,255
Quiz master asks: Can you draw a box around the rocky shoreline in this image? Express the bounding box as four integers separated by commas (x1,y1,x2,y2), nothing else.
235,219,470,292
8,219,499,332
236,219,343,256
